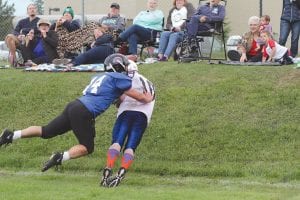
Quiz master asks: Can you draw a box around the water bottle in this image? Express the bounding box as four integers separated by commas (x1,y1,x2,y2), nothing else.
155,32,160,43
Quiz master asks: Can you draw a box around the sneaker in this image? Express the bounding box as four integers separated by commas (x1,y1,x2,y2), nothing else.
41,152,63,172
158,56,168,62
24,60,37,67
108,167,126,187
0,129,14,147
100,167,112,187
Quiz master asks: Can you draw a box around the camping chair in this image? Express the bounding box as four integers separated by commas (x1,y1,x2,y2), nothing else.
138,18,165,60
196,0,227,62
177,0,227,63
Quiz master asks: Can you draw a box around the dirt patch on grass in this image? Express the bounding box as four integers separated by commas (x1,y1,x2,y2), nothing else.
277,70,300,87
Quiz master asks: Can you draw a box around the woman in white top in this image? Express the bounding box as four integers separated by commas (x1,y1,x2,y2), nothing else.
157,0,195,61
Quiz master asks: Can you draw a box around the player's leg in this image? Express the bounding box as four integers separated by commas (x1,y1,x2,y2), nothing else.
42,100,96,172
108,111,148,187
42,100,90,172
101,113,129,187
0,126,41,147
0,102,73,148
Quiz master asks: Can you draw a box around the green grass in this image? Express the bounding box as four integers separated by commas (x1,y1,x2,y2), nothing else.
0,170,299,200
0,61,299,199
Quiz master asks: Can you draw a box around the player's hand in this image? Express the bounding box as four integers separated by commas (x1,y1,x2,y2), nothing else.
143,91,154,103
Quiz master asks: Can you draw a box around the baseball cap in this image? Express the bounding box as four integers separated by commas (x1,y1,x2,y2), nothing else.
37,19,51,27
110,3,120,9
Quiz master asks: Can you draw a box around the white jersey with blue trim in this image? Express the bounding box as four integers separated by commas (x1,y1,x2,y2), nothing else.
117,72,155,124
78,72,132,117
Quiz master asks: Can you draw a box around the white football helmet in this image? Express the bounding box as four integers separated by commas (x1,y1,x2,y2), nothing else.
126,60,138,78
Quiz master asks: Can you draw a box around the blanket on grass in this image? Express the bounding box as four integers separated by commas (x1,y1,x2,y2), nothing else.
24,63,105,72
219,61,282,66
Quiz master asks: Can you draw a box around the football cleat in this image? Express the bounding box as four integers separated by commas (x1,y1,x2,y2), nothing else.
0,129,14,147
100,167,112,187
41,152,63,172
108,167,126,188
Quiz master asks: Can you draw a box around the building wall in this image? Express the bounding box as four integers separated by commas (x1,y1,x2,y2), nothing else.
43,0,282,37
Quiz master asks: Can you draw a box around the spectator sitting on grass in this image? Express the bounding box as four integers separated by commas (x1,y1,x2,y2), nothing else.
227,16,263,62
66,25,114,67
261,30,293,65
20,19,59,66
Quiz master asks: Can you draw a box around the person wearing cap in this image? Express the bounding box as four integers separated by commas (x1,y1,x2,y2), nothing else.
21,18,59,65
100,60,155,188
50,6,80,33
5,4,40,67
117,0,164,61
0,53,154,174
99,3,126,33
66,24,114,67
50,6,81,60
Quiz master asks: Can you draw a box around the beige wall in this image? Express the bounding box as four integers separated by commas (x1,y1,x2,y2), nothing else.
43,0,282,37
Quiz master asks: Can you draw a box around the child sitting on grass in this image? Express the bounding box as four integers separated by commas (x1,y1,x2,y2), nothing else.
261,30,293,65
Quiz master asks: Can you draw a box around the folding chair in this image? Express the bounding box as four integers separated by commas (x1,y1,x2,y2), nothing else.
195,0,227,62
138,18,165,60
177,0,227,63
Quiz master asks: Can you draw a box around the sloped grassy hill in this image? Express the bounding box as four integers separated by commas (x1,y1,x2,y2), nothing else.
0,62,299,181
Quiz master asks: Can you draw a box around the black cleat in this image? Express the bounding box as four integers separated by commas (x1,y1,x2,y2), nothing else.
108,167,126,187
0,129,14,147
100,167,113,187
41,152,63,172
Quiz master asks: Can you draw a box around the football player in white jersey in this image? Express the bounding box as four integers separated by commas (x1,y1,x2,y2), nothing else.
101,60,156,187
0,54,154,173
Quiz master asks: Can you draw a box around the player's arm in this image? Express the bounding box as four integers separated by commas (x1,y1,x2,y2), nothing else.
124,88,153,103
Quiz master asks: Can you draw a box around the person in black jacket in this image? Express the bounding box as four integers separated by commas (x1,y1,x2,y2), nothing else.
50,6,80,32
21,19,59,65
279,0,300,57
67,25,114,67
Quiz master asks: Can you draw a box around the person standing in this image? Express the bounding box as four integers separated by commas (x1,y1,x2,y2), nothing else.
100,60,155,188
279,0,300,58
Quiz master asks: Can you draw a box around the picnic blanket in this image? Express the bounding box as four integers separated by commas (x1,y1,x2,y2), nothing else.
218,61,282,66
24,63,105,72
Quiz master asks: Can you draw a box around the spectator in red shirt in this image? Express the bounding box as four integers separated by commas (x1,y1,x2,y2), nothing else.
227,16,263,62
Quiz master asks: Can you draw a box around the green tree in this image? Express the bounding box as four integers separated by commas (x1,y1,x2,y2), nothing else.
32,0,44,15
0,0,15,40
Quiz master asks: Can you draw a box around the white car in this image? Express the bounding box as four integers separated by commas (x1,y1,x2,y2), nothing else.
226,35,242,52
0,41,9,61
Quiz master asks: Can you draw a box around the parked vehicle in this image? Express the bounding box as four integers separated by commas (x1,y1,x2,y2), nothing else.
0,41,9,61
226,35,241,52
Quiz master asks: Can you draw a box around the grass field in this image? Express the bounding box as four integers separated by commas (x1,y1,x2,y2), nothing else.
0,61,299,199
